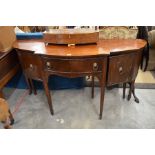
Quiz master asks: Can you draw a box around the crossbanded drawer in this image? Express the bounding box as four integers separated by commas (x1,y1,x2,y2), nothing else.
42,57,106,74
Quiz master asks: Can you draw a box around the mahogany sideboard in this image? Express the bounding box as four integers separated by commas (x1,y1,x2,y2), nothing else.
13,39,146,119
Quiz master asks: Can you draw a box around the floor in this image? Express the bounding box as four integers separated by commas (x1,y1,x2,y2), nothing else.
1,87,155,129
136,69,155,84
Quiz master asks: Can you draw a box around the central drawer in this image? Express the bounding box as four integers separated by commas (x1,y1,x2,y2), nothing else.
42,57,105,74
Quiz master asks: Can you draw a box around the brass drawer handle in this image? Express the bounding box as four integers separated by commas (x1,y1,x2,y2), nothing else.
119,66,123,73
46,62,51,69
29,64,34,70
93,62,98,71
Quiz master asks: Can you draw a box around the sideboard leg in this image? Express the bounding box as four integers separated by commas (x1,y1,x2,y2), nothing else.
127,81,139,103
131,82,139,103
98,75,106,120
29,79,37,95
43,79,54,115
24,75,32,95
123,83,126,99
127,82,132,101
91,75,94,98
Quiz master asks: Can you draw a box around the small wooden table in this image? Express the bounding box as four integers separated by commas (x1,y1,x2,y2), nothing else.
13,39,146,119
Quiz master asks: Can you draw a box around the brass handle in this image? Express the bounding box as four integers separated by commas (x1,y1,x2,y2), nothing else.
93,62,98,71
46,62,51,69
29,64,34,70
119,66,123,73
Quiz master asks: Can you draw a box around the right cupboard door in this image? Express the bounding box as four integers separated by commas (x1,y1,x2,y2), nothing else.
107,51,141,86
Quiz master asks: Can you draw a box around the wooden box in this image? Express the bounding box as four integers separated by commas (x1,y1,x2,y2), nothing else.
43,29,99,45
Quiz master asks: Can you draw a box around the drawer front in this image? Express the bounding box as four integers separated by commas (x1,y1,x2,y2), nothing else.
43,57,105,74
107,53,136,85
69,59,104,73
43,58,70,73
17,52,42,79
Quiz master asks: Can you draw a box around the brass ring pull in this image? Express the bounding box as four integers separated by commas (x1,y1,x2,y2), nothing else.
29,64,34,70
93,62,98,71
46,62,51,69
119,66,123,73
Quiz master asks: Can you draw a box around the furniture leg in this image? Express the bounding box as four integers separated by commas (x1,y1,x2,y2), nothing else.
24,75,32,95
127,82,132,101
97,75,106,120
127,81,139,103
0,89,4,98
42,78,54,115
131,82,139,103
91,75,94,98
29,79,37,95
9,109,14,125
123,83,126,99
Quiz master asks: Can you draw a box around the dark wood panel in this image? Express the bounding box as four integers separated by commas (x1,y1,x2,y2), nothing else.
17,50,42,80
0,50,18,80
107,51,141,86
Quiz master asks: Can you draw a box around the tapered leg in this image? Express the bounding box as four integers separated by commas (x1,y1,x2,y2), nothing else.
91,75,94,98
99,83,106,120
29,79,37,95
127,82,132,101
24,75,32,95
97,74,106,120
123,83,126,99
127,81,139,103
43,78,54,115
131,81,139,103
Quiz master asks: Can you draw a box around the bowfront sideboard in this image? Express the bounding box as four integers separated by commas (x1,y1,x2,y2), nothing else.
12,39,146,119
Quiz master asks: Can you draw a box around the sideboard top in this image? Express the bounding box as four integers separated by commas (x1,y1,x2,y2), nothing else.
13,39,146,57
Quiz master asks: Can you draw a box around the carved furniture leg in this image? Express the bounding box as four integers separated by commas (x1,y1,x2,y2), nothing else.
91,75,94,98
29,79,37,95
123,83,126,99
42,77,54,115
24,75,32,95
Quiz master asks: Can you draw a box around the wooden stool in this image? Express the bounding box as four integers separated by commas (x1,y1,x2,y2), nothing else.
0,98,14,129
